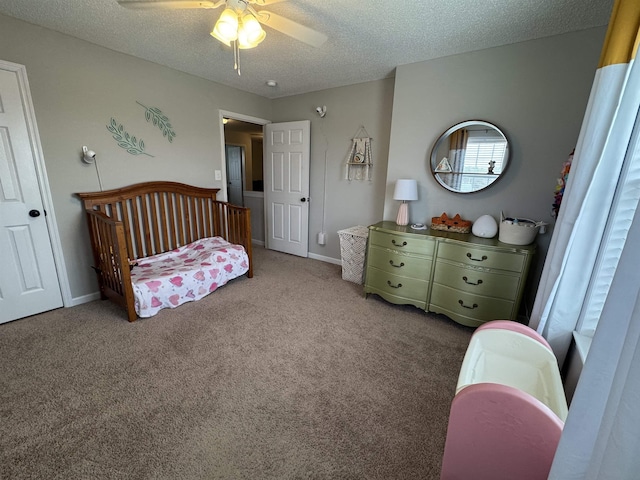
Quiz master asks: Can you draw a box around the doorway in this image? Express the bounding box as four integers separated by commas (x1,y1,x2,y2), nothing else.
221,112,267,245
223,118,264,196
220,113,310,255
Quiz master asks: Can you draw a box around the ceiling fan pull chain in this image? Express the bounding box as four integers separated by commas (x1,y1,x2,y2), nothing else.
233,40,241,76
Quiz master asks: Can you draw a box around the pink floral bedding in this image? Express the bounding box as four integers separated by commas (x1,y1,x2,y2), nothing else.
130,236,249,318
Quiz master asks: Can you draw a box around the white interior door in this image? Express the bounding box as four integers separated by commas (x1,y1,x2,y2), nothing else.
264,120,310,257
225,144,244,206
0,63,62,323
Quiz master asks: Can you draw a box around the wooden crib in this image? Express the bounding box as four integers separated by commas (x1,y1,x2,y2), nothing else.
77,181,252,322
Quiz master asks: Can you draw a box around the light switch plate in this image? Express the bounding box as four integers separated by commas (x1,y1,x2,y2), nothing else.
214,170,222,180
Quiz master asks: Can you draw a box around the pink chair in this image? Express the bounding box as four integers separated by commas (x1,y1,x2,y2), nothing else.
440,321,567,480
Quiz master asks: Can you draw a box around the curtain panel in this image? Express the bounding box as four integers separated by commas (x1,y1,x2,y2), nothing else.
530,0,640,368
542,0,640,477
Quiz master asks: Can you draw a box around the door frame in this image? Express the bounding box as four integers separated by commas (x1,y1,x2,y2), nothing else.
0,60,72,308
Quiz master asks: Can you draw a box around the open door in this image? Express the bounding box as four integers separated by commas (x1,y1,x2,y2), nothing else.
264,120,310,257
0,61,63,323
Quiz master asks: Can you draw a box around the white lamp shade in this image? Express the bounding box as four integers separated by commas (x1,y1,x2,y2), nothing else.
393,179,418,201
210,8,238,45
238,13,266,49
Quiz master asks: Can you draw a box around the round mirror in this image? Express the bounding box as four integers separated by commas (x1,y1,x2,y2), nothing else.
430,120,509,194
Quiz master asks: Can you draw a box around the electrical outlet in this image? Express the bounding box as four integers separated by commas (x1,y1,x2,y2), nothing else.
317,232,326,245
214,170,222,181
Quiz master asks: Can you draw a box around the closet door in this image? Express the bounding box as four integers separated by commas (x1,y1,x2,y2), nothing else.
0,61,63,323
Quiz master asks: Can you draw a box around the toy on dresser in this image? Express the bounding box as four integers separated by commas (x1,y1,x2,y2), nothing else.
430,213,472,233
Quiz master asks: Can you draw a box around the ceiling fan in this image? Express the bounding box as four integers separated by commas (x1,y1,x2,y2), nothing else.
117,0,328,49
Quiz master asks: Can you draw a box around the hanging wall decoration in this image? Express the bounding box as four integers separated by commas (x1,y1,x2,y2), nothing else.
106,118,154,157
344,126,373,181
136,101,176,143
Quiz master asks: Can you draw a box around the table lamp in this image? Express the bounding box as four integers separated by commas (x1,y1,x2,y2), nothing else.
393,179,418,226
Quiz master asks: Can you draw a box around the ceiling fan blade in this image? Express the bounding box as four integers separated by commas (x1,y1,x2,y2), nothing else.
117,1,224,9
251,0,289,5
256,10,327,48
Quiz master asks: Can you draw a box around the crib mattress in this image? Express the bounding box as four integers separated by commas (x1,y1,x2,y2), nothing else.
130,236,249,318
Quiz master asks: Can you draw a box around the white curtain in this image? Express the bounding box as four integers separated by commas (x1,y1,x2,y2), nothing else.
542,0,640,476
529,0,640,368
550,152,640,478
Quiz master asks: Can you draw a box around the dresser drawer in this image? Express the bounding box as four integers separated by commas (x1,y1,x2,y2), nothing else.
367,245,432,279
433,261,519,300
366,266,429,303
369,229,435,256
437,242,525,272
429,284,515,323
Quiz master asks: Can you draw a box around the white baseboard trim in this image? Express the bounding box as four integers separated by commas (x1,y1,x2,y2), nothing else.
308,252,341,265
70,292,101,306
252,239,265,246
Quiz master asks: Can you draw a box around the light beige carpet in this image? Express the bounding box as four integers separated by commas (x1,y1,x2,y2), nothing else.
0,246,473,479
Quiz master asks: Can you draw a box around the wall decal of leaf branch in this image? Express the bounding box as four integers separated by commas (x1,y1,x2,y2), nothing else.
137,101,176,143
106,118,154,157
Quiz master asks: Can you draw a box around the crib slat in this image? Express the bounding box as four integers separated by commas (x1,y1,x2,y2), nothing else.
149,192,161,255
212,201,221,238
187,195,193,242
176,194,186,247
198,198,205,239
139,194,152,257
158,192,168,253
166,193,176,251
129,198,143,259
118,200,134,260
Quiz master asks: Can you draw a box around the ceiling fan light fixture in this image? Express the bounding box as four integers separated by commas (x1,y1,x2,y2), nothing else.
210,7,238,44
237,12,266,49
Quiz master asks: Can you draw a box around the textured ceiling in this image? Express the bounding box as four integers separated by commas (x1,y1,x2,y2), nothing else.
0,0,613,99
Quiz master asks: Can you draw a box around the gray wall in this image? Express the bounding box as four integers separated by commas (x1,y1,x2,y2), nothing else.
385,28,606,310
0,14,271,301
271,79,395,262
1,11,606,309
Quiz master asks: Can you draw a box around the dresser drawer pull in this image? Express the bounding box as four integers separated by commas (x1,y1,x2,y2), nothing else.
387,280,403,289
389,260,405,268
462,276,483,286
391,239,408,247
458,300,479,309
466,253,488,262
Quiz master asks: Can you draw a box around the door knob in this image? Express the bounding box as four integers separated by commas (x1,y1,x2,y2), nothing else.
300,197,310,203
29,209,41,218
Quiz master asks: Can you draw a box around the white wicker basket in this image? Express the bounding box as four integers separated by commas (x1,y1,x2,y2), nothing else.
499,212,546,245
337,225,369,284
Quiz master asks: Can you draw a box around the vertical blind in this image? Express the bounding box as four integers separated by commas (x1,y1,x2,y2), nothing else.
576,114,640,336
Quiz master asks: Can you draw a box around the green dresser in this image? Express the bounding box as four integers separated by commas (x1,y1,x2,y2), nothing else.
363,221,536,327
